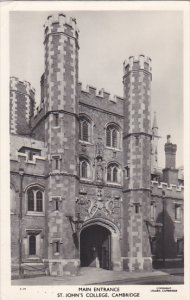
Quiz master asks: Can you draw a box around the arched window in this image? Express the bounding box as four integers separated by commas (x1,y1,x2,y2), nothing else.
106,124,120,149
36,191,43,212
26,230,42,259
106,127,111,146
79,158,90,179
27,186,44,213
29,235,36,255
28,189,34,211
81,161,88,178
112,129,117,148
107,163,120,183
107,166,112,181
79,116,91,142
113,166,118,182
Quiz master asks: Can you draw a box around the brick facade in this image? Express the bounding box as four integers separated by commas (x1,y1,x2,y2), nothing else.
10,13,184,277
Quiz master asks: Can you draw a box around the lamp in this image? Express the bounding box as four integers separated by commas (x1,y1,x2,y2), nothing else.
65,213,84,232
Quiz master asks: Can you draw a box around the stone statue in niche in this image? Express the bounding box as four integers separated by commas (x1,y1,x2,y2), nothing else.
97,188,103,201
95,138,105,183
95,137,104,158
96,157,104,181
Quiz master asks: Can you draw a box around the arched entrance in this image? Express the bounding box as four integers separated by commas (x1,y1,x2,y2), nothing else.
80,225,111,270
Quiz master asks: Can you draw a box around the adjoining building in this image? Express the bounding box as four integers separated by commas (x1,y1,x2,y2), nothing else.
10,13,183,277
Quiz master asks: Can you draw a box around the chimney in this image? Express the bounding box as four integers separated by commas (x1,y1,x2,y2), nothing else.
163,135,178,185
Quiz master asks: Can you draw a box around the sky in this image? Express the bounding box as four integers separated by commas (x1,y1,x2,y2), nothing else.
10,9,183,168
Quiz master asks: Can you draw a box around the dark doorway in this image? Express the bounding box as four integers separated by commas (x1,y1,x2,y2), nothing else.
80,225,111,270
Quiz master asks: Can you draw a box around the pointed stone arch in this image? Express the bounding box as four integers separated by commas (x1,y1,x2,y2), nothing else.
79,218,121,271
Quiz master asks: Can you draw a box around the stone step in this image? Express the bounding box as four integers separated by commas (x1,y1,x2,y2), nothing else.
11,263,47,278
22,263,47,277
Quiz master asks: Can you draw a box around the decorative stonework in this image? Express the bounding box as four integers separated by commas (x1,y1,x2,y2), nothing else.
77,186,121,231
95,138,104,158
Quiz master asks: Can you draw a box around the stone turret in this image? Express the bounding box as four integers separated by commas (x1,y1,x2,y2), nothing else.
163,135,178,185
122,54,152,271
10,77,35,135
43,13,80,276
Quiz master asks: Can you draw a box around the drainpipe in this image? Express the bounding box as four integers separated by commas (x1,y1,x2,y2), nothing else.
18,168,24,278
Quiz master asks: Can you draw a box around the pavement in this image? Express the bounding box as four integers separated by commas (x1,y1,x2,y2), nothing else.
11,267,184,286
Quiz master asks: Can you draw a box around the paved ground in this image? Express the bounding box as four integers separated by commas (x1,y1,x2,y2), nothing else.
99,274,184,285
11,267,184,286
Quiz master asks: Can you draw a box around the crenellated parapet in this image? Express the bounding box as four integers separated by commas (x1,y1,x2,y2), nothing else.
10,77,36,135
151,180,184,199
44,13,79,41
10,76,36,96
78,82,124,116
16,152,46,163
10,152,46,177
123,54,152,75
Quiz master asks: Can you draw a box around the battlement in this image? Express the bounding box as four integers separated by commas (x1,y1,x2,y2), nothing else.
10,133,46,157
10,152,46,177
123,54,152,75
151,180,184,199
16,152,46,164
10,76,35,97
79,82,124,105
44,13,79,39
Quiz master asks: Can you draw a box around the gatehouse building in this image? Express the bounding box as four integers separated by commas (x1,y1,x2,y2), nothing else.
10,13,184,277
